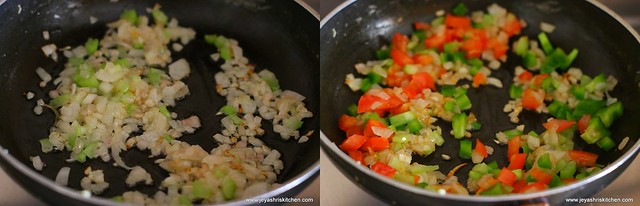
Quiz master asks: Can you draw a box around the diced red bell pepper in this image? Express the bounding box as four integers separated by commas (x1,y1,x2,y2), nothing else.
503,18,523,37
543,119,576,132
348,150,365,165
386,65,411,87
512,179,527,193
529,167,552,185
361,137,390,152
392,32,409,52
339,115,359,131
522,88,545,110
497,167,517,186
345,126,364,137
364,119,387,137
508,153,527,170
567,150,598,167
390,102,411,116
445,14,471,28
425,34,448,50
462,37,485,59
391,49,414,66
414,22,430,30
519,182,547,193
472,72,487,88
507,136,521,160
403,72,436,99
487,38,508,59
532,74,549,86
475,139,488,158
372,162,397,178
578,114,591,134
357,89,403,113
518,70,534,82
340,134,368,151
412,54,433,65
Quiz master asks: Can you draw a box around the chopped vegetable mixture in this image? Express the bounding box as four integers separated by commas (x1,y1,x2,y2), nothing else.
338,3,623,195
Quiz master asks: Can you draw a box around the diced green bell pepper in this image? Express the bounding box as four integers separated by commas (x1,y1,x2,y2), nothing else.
538,32,554,54
515,36,529,56
407,119,423,134
459,140,472,159
509,84,523,99
120,9,138,25
389,111,417,127
580,116,610,144
346,103,358,116
596,101,623,127
452,3,468,16
452,113,468,139
455,94,472,111
537,153,552,169
376,49,390,60
151,9,168,25
585,73,606,92
523,52,538,68
596,136,616,151
480,182,504,195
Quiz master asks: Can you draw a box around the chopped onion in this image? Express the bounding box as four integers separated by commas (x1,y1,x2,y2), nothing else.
55,167,71,186
471,151,483,164
168,58,190,80
527,136,540,149
488,60,501,69
487,77,503,88
369,89,390,100
370,101,383,110
33,105,43,115
95,62,126,82
172,43,183,52
89,16,98,24
372,126,394,138
25,91,34,100
297,136,309,143
540,22,556,33
354,63,370,74
42,31,50,40
30,156,44,171
210,53,220,61
619,137,630,150
41,44,57,58
36,67,52,84
345,74,362,91
485,146,494,155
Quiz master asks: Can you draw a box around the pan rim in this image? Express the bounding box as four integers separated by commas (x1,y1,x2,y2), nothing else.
0,0,320,205
320,0,640,203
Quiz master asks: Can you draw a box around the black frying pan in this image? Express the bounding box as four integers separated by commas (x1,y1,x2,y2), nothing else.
0,0,319,205
321,0,640,205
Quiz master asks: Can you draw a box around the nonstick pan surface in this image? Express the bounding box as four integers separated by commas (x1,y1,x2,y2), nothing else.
0,0,319,205
321,0,640,205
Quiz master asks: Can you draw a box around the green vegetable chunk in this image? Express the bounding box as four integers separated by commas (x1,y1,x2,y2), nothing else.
537,153,552,169
120,9,138,25
222,177,237,200
538,32,554,54
459,140,472,159
452,113,468,139
85,38,99,55
452,3,469,16
151,9,168,25
389,111,417,127
581,116,610,144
